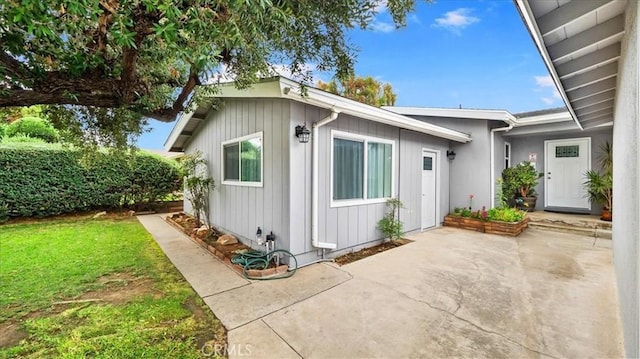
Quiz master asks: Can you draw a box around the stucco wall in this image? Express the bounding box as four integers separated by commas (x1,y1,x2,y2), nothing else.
506,129,613,214
613,1,640,356
185,98,291,251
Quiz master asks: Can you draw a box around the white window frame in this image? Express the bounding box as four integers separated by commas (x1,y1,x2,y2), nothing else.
221,131,264,187
330,130,395,208
504,141,511,169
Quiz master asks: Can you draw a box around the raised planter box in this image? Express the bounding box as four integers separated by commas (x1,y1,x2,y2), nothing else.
444,215,485,232
444,215,529,237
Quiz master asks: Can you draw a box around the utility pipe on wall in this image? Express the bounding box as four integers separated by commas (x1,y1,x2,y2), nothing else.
312,110,340,249
490,124,514,208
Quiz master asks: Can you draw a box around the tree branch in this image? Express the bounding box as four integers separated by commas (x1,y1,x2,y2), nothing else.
142,66,201,122
0,89,120,108
0,50,32,81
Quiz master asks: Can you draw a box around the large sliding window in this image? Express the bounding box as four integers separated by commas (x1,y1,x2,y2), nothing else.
222,132,263,187
331,130,394,206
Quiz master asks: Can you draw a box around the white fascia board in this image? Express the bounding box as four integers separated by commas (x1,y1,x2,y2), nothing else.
514,0,583,130
515,111,574,125
216,80,284,98
281,80,472,143
383,106,517,124
164,110,195,150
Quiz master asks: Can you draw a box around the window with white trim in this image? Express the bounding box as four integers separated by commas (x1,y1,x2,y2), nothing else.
504,142,511,169
222,132,263,187
331,130,394,206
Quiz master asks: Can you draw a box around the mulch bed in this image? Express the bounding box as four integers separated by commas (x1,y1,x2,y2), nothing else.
334,238,413,266
166,213,289,277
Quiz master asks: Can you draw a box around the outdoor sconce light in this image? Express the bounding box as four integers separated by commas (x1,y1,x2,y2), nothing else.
295,124,311,144
447,150,456,161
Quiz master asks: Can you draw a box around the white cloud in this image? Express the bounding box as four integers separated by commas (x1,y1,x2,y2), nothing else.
432,8,479,34
541,97,555,105
534,75,562,106
373,0,387,13
370,21,395,33
534,75,555,88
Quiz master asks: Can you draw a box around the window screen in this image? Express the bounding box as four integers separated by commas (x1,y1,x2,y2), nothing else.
556,145,579,158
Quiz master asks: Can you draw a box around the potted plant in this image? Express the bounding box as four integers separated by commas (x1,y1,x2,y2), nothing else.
502,161,543,212
584,141,612,221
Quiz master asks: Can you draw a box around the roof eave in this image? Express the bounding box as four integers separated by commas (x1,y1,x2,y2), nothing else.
514,0,584,130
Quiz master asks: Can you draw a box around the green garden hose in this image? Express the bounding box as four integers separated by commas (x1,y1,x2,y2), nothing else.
231,249,298,280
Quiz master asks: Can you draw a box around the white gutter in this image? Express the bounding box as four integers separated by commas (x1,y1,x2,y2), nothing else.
312,110,340,249
490,123,514,208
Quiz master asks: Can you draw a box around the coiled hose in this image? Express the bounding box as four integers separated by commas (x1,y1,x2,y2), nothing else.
231,249,298,280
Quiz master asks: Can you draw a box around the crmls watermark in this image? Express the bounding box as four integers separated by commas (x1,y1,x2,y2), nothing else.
201,343,253,357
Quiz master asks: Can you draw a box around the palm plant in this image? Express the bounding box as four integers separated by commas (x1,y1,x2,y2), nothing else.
584,141,613,219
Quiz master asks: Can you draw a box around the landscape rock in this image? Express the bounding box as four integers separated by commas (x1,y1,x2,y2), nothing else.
196,225,210,237
217,234,238,245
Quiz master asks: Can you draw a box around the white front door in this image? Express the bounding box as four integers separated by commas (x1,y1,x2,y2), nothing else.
421,150,437,229
544,138,591,210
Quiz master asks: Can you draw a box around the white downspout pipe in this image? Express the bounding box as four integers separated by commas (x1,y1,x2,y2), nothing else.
312,110,340,249
490,123,514,208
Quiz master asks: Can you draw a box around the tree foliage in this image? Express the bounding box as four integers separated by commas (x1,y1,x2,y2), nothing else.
317,76,397,107
1,0,419,146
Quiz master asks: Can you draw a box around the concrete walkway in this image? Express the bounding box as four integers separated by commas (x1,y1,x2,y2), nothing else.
138,214,623,358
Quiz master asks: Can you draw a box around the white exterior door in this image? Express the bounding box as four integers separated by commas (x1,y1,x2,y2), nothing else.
545,138,591,210
421,150,437,229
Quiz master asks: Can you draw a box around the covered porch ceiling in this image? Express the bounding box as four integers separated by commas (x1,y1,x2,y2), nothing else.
515,0,626,130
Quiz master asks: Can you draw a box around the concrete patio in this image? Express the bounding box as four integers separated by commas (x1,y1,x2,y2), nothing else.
138,214,622,358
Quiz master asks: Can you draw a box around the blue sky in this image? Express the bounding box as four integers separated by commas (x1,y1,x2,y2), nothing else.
137,0,562,150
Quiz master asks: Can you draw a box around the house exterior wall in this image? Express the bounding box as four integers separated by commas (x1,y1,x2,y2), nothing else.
288,102,451,264
410,116,493,211
184,98,291,251
398,129,450,231
613,1,640,356
507,129,613,214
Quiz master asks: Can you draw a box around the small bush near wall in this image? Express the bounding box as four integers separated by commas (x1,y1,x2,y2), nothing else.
0,143,182,218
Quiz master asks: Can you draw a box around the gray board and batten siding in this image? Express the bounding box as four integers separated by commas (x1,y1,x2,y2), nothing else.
184,98,292,253
506,128,613,214
185,98,451,264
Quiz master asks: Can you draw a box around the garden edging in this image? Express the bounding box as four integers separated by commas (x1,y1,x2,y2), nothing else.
165,215,289,278
444,215,529,236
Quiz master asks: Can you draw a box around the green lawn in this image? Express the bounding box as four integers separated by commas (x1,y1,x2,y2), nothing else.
0,218,225,358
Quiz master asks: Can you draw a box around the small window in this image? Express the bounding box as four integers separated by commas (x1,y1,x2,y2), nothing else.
222,132,263,186
556,145,579,158
423,157,433,171
331,130,394,206
504,142,511,168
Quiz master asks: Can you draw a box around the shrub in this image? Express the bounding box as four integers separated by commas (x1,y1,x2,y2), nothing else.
377,198,404,241
0,144,183,218
2,134,47,144
5,117,59,143
180,151,214,227
0,123,5,140
487,207,526,223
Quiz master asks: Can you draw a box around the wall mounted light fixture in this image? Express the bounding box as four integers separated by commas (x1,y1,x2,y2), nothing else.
295,124,311,143
447,150,456,161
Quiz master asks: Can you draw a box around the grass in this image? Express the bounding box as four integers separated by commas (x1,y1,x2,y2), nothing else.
0,218,225,358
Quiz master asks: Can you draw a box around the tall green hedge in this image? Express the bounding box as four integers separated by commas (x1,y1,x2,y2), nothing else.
0,143,182,218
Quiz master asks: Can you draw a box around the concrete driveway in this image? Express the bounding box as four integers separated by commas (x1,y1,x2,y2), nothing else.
228,228,621,358
139,215,623,358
